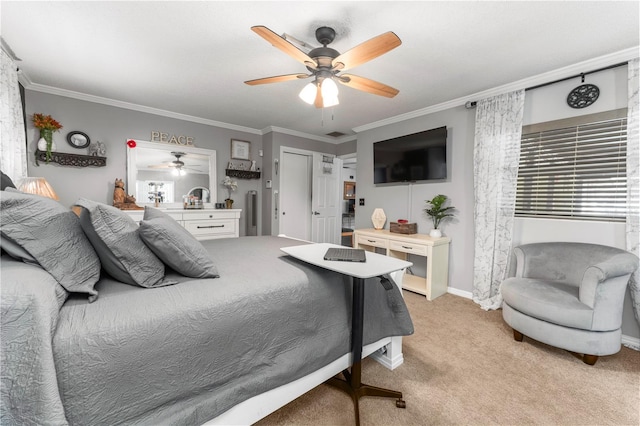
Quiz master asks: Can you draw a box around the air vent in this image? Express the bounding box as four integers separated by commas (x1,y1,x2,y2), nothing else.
326,131,345,138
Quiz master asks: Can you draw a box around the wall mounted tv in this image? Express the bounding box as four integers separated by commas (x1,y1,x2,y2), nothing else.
373,126,448,184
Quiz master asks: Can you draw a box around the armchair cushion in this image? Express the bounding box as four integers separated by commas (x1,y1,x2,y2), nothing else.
502,278,594,330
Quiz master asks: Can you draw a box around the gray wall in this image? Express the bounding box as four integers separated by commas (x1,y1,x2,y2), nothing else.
355,105,476,301
353,64,639,340
25,91,262,236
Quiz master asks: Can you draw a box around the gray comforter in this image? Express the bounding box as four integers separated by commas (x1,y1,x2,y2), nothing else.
1,236,413,425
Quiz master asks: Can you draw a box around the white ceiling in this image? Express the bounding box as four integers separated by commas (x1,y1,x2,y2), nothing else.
2,1,638,141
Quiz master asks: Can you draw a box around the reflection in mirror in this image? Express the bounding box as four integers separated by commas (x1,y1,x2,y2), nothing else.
127,140,217,207
188,187,210,203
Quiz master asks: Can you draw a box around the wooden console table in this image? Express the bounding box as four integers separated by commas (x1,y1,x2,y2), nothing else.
353,229,450,300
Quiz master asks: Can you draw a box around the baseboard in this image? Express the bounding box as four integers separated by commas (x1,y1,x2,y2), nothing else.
622,334,640,350
446,287,640,352
448,287,472,299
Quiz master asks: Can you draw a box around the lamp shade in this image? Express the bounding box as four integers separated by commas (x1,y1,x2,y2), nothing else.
321,78,339,98
299,82,317,105
17,177,59,200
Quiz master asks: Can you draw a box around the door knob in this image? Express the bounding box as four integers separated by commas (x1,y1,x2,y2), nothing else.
313,211,320,215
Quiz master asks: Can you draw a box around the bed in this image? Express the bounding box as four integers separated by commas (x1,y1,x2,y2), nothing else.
0,190,413,425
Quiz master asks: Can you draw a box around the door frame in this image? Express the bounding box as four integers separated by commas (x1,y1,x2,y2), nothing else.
277,145,341,241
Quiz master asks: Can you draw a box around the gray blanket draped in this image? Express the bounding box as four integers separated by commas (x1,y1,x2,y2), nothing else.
1,236,413,425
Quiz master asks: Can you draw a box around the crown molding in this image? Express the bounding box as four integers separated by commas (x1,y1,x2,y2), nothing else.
261,126,357,144
353,46,639,134
22,82,263,135
18,47,638,141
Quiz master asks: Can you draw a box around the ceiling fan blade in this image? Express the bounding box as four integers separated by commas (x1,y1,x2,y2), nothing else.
251,26,317,67
245,73,310,85
338,74,399,98
332,32,401,71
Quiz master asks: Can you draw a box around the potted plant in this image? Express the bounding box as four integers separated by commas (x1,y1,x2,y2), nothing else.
221,176,237,209
424,194,456,238
32,113,63,163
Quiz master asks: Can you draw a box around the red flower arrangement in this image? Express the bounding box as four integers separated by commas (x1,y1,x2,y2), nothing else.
126,140,137,148
32,113,63,131
32,113,63,163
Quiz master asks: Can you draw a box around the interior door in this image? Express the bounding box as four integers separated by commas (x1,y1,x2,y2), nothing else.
280,151,311,240
311,153,341,244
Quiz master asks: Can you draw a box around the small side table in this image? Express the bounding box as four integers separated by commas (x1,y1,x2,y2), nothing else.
281,243,412,426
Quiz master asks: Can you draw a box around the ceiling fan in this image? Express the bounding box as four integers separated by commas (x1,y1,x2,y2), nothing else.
149,152,200,175
245,25,401,108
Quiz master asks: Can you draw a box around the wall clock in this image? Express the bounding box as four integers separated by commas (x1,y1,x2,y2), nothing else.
567,83,600,109
67,131,90,149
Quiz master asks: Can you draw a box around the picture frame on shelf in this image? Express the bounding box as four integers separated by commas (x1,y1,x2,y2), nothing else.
231,139,250,160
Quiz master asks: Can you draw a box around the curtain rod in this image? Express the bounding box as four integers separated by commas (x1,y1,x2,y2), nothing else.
465,61,629,108
525,61,628,91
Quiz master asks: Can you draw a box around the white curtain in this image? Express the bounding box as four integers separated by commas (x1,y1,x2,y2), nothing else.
472,90,525,310
627,58,640,327
0,49,27,181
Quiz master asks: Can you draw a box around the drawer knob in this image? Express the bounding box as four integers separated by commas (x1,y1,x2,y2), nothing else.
209,215,213,218
402,245,412,249
197,225,224,229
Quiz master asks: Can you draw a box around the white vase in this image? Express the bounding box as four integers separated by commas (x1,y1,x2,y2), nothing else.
429,229,442,238
37,137,56,152
371,208,387,230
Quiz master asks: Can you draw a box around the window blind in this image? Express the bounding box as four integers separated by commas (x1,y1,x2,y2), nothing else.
516,114,627,221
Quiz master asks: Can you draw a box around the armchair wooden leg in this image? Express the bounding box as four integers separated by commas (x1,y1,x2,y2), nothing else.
582,354,598,365
513,329,524,342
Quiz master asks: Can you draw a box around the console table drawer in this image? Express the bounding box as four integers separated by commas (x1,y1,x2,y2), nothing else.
389,240,428,256
357,236,388,249
184,219,236,237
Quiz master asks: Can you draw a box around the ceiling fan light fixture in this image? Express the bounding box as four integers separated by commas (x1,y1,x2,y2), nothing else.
321,77,339,98
172,168,186,176
299,81,317,105
322,95,339,108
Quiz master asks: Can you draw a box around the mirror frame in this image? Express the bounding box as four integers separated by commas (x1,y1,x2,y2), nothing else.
127,140,217,208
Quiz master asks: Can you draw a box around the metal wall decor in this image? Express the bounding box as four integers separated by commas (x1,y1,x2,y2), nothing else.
567,74,600,109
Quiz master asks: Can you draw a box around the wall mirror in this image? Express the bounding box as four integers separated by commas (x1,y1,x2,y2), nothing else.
343,181,356,200
127,140,217,208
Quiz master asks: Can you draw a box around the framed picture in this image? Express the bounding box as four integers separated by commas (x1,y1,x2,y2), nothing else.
231,139,250,160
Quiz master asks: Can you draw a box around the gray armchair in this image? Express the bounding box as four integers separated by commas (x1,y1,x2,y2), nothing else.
501,242,639,365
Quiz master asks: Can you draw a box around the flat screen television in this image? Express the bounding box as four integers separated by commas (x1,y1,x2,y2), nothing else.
373,126,448,184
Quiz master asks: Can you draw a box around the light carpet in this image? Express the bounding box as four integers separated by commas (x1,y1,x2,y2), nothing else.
256,291,640,425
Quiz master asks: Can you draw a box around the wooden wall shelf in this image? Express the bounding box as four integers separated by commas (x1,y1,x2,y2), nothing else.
225,169,261,179
35,150,107,167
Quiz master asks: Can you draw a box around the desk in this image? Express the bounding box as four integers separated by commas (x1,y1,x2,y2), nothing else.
354,229,450,300
280,243,412,426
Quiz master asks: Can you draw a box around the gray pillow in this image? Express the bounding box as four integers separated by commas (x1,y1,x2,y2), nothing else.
139,207,219,278
75,198,174,288
1,233,39,264
0,190,100,302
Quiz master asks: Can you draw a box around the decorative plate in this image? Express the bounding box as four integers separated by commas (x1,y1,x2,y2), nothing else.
67,131,91,149
567,84,600,109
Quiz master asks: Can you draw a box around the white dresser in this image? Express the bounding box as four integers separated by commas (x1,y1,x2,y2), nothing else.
354,228,450,300
124,209,241,240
